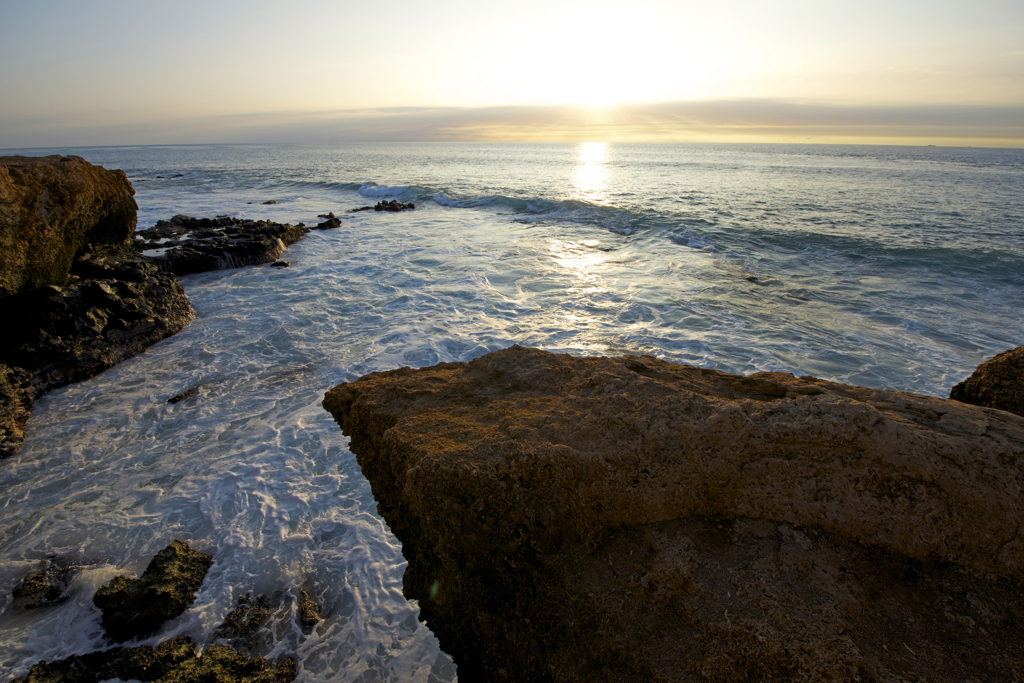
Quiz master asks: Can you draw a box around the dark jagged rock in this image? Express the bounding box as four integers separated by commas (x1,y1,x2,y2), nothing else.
314,215,341,229
348,206,373,213
296,587,321,634
11,557,78,610
2,245,194,395
0,157,194,458
13,635,296,683
270,261,290,268
0,364,35,458
135,215,308,276
213,593,272,642
323,345,1024,682
951,346,1024,417
93,540,213,643
374,200,414,212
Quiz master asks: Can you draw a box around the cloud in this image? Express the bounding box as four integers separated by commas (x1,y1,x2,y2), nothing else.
3,99,1024,148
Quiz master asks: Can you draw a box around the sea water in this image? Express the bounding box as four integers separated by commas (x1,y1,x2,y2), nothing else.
0,142,1022,681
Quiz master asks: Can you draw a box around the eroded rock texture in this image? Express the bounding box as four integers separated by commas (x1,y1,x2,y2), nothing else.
0,156,194,458
951,346,1024,417
3,244,194,392
13,635,296,683
93,540,213,643
0,155,137,300
136,215,308,275
323,345,1024,682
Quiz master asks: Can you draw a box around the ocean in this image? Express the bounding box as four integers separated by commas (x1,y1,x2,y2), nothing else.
0,142,1022,681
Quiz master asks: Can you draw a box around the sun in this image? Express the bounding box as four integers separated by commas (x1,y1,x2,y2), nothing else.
463,5,756,110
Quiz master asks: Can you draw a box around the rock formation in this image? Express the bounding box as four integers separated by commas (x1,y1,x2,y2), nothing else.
0,156,137,300
296,587,321,634
93,540,212,643
14,635,296,683
950,346,1024,417
213,593,273,642
0,156,194,458
11,557,78,611
135,215,308,276
323,345,1024,682
374,200,414,211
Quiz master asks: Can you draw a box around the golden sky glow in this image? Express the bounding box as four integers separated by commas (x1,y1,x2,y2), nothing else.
1,0,1022,147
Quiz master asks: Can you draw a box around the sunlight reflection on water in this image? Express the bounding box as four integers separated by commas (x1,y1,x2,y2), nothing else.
570,141,609,204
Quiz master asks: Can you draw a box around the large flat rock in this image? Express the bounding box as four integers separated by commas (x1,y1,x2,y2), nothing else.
323,345,1024,682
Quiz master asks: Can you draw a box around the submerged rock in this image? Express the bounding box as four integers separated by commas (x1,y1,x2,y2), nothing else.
11,557,78,610
950,346,1024,417
13,635,296,683
167,385,201,404
0,156,194,458
135,215,308,276
93,540,213,643
213,593,272,642
323,345,1024,682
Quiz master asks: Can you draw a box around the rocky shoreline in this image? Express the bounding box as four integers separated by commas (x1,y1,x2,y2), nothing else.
324,345,1024,682
5,155,1024,681
0,155,349,458
0,155,373,682
0,156,194,456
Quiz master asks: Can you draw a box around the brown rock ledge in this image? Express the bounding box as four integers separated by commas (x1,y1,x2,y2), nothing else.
950,346,1024,417
323,345,1024,682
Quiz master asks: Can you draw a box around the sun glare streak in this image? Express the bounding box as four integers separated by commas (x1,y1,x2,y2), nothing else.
570,141,609,204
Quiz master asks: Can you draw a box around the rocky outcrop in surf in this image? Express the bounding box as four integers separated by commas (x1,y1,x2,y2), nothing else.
93,540,212,643
10,557,78,611
14,635,296,683
135,215,308,276
951,346,1024,417
0,156,194,458
323,345,1024,682
374,200,414,211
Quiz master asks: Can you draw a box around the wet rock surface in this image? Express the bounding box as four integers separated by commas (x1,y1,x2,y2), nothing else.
950,346,1024,417
0,156,194,458
313,212,341,229
93,540,213,643
296,587,321,634
0,363,35,458
13,635,296,683
323,345,1024,682
135,214,308,276
3,244,194,395
213,593,273,642
374,200,414,211
11,557,78,610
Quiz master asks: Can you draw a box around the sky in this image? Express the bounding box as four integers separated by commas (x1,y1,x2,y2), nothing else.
1,0,1023,147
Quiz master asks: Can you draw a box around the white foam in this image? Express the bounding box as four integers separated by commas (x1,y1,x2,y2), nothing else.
358,183,410,198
